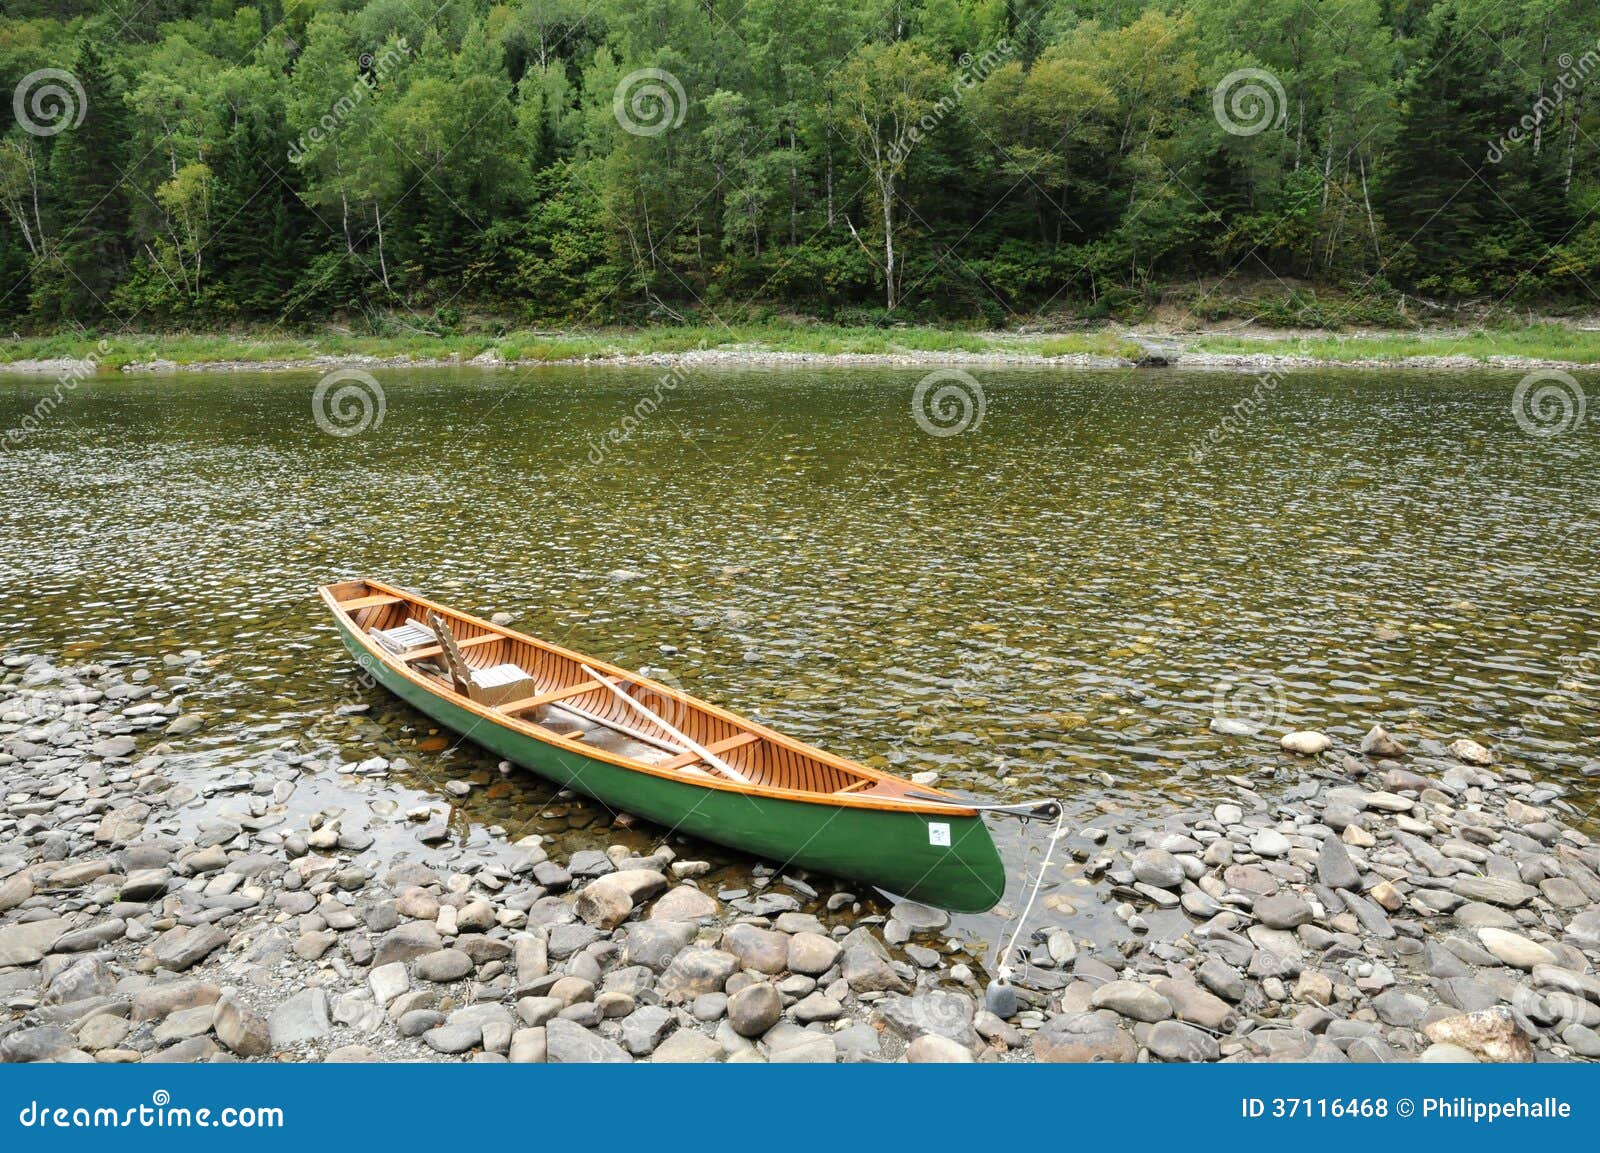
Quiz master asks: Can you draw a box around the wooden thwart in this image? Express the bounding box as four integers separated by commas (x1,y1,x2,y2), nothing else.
657,732,760,772
401,633,501,663
496,676,621,716
340,594,402,611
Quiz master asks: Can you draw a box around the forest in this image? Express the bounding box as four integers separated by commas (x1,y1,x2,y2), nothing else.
1,0,1597,333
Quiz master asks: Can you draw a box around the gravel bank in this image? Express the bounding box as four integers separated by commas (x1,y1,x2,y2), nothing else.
6,344,1598,377
2,646,1597,1063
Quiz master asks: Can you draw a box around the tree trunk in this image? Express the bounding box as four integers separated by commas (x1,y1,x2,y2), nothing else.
788,122,798,245
374,202,391,291
1565,89,1581,195
881,178,896,311
825,94,835,228
1359,151,1380,259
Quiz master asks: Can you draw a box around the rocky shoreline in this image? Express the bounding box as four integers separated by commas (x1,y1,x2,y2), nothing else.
2,345,1598,378
2,646,1598,1064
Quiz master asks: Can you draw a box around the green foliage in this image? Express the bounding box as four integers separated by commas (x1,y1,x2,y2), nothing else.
0,0,1596,332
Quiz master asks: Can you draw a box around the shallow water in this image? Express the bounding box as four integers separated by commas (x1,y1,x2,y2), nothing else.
2,363,1597,948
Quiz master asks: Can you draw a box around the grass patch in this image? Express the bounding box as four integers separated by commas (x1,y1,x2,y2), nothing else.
1191,324,1600,363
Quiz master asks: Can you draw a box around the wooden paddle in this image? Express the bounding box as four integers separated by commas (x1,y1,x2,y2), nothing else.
579,663,751,784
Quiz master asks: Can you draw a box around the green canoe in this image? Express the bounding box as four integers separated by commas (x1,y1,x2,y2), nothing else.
320,579,1052,913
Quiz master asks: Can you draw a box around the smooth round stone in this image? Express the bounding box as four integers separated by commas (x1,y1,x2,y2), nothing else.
1419,1043,1480,1063
1281,731,1332,756
1250,829,1291,857
1132,848,1184,889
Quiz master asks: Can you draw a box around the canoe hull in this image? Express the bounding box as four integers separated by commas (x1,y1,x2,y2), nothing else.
333,618,1007,913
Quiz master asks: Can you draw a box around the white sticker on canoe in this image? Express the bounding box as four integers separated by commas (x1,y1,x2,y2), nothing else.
928,822,951,847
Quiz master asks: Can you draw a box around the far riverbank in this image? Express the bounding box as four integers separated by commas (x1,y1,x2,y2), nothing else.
5,322,1600,377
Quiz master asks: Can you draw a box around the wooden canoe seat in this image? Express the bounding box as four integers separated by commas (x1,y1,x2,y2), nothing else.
496,677,622,716
427,612,538,707
657,731,760,772
341,594,403,612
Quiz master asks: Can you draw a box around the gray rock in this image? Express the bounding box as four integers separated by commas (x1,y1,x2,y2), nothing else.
214,996,271,1057
888,900,950,932
874,990,978,1046
1089,980,1173,1023
906,1034,975,1062
372,922,443,967
649,1029,725,1063
120,869,170,902
1453,876,1537,908
1,1024,79,1063
545,1018,632,1063
1254,893,1314,929
0,918,69,966
787,931,842,975
424,1023,481,1054
398,1010,446,1037
620,1005,676,1056
1198,958,1248,1002
840,928,908,993
1152,978,1237,1031
1371,989,1429,1027
41,955,116,1005
728,983,783,1038
658,948,739,1002
267,988,331,1047
1132,848,1185,889
649,885,719,921
415,948,474,982
1317,834,1361,891
153,924,229,971
1146,1020,1219,1062
721,923,790,974
620,921,697,972
1033,1012,1137,1063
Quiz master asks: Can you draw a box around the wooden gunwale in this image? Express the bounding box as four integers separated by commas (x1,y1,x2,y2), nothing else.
319,578,977,816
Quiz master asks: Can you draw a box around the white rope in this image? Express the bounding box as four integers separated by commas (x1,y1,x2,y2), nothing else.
995,805,1067,984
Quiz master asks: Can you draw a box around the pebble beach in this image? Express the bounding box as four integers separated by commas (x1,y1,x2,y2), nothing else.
3,644,1598,1065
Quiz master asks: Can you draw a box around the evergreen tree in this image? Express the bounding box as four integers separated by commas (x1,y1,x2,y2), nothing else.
33,41,131,320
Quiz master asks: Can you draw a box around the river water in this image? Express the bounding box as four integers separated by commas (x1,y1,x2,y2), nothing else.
2,364,1597,941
